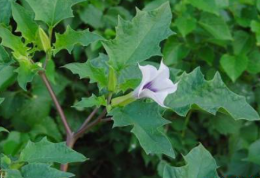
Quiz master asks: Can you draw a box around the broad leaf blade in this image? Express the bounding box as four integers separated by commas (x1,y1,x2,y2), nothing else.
21,163,74,178
25,0,85,27
186,0,219,15
103,2,173,70
4,169,24,178
19,137,87,164
110,101,175,158
11,2,39,43
0,0,15,25
165,68,259,121
54,26,103,55
163,144,219,178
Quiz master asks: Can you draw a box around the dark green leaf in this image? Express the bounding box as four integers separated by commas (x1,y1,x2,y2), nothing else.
163,144,219,178
199,13,232,41
165,68,259,121
19,137,86,164
103,2,173,70
0,0,15,25
110,100,175,158
25,0,85,27
21,163,74,178
220,54,248,82
247,49,260,74
54,26,103,55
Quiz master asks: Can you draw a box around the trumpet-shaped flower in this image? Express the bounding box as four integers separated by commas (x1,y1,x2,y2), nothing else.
133,61,178,107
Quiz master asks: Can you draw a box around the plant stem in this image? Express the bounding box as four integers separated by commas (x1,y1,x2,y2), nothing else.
39,71,72,136
74,108,99,140
181,111,192,138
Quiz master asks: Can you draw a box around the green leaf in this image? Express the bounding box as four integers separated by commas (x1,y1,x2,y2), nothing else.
19,137,86,164
25,0,85,27
186,0,219,15
250,20,260,46
220,54,248,82
163,144,219,178
21,163,74,178
110,100,175,158
4,169,24,178
0,126,8,133
232,30,253,55
0,65,16,91
63,54,108,88
11,2,39,43
15,60,41,90
165,68,259,121
0,25,28,57
0,0,15,25
199,12,232,41
175,15,197,37
54,26,103,55
0,98,4,104
103,2,173,70
246,139,260,165
247,49,260,74
74,94,106,109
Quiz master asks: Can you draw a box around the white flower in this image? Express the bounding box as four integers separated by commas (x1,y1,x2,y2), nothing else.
133,61,178,108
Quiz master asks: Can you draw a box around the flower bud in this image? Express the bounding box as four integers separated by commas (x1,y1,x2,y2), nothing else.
108,65,117,92
38,27,51,52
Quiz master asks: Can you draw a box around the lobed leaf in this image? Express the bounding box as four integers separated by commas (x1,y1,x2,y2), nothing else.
64,53,108,88
11,2,39,43
25,0,85,27
74,94,106,109
163,144,219,178
19,137,87,164
103,2,173,71
110,100,175,158
21,163,74,178
54,26,103,55
165,68,259,121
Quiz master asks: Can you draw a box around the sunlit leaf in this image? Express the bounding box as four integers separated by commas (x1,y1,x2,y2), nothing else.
103,2,173,70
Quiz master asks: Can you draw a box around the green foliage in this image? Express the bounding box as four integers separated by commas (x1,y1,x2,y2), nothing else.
0,126,8,133
74,94,106,109
19,137,86,164
103,2,173,71
166,68,259,121
110,101,175,158
163,144,219,178
25,0,85,27
54,26,103,55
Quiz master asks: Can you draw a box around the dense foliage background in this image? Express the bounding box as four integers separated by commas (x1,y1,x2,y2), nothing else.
1,0,260,177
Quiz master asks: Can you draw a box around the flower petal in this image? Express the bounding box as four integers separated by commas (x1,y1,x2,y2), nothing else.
133,64,158,97
138,89,168,108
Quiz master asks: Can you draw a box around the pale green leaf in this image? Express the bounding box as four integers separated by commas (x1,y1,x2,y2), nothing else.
103,2,173,70
0,25,28,57
0,126,8,133
163,144,219,178
11,2,39,43
15,60,41,91
110,100,175,158
19,137,86,164
220,54,248,82
25,0,85,27
64,54,108,88
21,163,74,178
74,94,106,109
165,68,259,121
175,15,196,37
54,26,103,55
199,12,232,41
186,0,219,15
